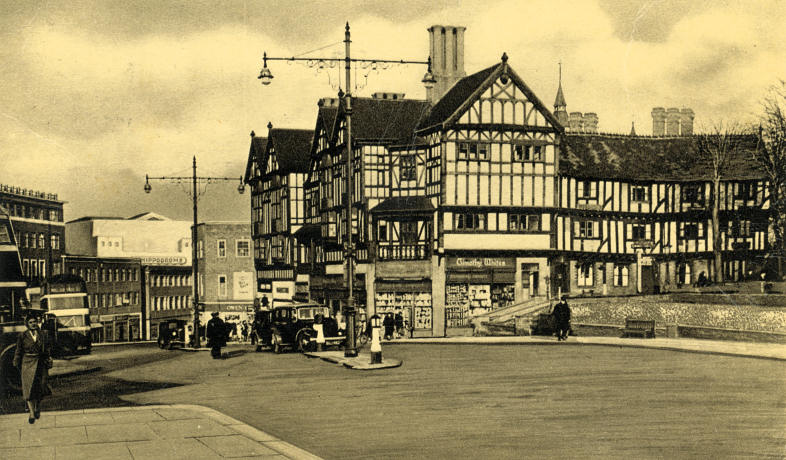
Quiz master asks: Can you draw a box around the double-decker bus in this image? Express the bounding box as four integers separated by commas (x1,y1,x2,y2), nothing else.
39,274,92,355
0,206,32,391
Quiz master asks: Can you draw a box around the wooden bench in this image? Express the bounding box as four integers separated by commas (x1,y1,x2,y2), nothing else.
622,318,656,338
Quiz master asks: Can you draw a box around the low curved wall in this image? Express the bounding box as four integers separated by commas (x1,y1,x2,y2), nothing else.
569,296,786,333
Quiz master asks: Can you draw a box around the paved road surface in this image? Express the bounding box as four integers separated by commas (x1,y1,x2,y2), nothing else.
108,343,786,459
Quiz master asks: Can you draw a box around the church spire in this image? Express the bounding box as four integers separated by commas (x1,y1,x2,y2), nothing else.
630,121,637,136
553,61,569,126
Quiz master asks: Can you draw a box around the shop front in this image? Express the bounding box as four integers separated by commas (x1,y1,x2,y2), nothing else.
374,279,433,338
98,313,142,342
445,257,516,328
199,303,254,342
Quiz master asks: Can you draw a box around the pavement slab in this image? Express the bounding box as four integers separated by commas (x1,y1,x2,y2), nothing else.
0,405,323,460
303,350,403,369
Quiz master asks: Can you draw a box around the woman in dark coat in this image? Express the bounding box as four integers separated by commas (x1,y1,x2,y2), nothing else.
13,314,52,424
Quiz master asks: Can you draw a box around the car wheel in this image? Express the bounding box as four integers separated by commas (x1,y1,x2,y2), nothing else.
157,336,167,349
0,344,21,392
272,335,282,354
296,330,312,353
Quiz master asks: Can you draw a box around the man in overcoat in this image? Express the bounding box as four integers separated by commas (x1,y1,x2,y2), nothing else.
551,296,571,341
206,312,227,359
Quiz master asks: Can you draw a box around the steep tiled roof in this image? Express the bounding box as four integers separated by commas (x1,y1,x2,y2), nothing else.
417,63,499,131
560,133,765,181
244,135,267,182
334,97,431,143
270,129,313,174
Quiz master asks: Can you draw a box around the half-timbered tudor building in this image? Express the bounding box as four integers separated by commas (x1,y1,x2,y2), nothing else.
244,126,312,304
252,24,770,337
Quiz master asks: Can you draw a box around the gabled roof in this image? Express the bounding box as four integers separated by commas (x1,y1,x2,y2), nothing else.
128,212,170,221
560,133,765,181
332,97,431,144
370,196,435,214
310,105,339,157
269,128,313,174
416,58,563,133
66,216,125,224
244,135,267,183
417,63,498,131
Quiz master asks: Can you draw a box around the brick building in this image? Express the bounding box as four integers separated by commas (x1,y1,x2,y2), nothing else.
0,184,65,285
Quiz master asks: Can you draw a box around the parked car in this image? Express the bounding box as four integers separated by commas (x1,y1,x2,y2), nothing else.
256,303,344,353
157,319,189,349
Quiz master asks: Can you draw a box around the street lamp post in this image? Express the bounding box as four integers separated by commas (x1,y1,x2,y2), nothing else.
144,156,245,348
258,22,435,357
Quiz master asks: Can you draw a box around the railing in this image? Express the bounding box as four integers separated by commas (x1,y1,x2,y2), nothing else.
377,244,429,260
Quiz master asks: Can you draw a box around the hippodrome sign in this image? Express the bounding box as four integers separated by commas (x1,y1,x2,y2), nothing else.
140,255,189,266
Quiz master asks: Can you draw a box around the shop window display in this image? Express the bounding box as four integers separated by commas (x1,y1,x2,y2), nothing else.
375,292,432,333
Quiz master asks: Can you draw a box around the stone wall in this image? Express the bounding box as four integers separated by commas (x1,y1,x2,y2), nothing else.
569,296,786,333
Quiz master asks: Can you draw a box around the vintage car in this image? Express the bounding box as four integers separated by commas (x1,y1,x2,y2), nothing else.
255,303,344,353
157,319,190,349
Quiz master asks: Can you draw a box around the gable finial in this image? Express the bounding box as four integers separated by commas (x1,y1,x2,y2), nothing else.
267,121,273,130
501,52,508,63
250,130,255,137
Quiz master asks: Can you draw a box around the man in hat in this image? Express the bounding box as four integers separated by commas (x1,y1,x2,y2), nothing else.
551,295,571,341
206,312,227,359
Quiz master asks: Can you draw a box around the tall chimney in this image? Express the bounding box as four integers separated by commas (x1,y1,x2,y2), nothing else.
680,108,694,135
427,25,467,103
666,108,680,136
651,107,666,136
582,113,598,133
569,112,584,132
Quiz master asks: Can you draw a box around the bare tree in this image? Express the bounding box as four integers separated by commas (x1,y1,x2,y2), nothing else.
754,80,786,278
696,122,749,284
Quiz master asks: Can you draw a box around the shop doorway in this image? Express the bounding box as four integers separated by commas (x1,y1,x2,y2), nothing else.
521,265,539,297
640,265,657,294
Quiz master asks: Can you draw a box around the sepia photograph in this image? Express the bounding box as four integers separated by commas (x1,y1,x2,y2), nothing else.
0,0,785,458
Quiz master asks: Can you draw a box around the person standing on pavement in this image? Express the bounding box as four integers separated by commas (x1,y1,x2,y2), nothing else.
383,313,395,340
551,296,571,341
13,314,52,424
394,312,404,339
206,312,227,359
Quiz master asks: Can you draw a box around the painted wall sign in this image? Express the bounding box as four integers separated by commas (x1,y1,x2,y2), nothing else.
447,257,514,270
140,256,188,266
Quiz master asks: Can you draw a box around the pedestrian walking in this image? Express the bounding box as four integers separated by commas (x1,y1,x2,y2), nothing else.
383,313,395,340
241,321,249,343
394,312,404,339
13,314,52,424
551,296,571,341
206,312,227,359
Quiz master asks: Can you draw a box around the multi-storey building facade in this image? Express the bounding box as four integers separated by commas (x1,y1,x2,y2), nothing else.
63,255,143,342
65,212,193,340
0,184,65,285
250,25,770,337
245,125,312,304
194,222,255,336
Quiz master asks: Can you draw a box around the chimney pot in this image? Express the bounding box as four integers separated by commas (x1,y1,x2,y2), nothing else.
666,107,680,136
680,108,694,135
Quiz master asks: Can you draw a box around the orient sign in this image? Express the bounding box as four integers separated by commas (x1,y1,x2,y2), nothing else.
447,257,514,270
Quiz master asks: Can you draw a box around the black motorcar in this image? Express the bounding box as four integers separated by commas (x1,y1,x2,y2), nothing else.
157,319,189,349
256,303,343,353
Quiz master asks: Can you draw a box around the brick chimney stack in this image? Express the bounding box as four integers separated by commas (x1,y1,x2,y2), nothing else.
569,112,584,132
651,107,666,136
666,108,681,135
680,108,694,135
427,25,467,103
582,113,598,133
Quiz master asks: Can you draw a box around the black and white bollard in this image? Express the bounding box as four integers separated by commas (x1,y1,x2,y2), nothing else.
369,314,382,364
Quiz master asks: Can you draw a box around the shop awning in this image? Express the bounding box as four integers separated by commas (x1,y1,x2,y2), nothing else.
370,196,435,215
293,224,321,242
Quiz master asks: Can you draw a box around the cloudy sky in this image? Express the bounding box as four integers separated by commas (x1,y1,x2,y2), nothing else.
1,0,784,222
